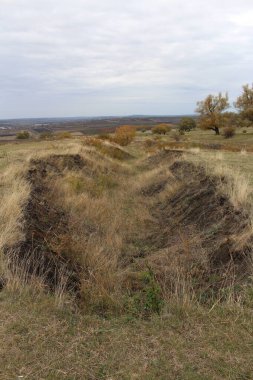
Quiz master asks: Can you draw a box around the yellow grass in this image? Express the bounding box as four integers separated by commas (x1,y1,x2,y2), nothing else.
186,150,253,210
0,136,253,379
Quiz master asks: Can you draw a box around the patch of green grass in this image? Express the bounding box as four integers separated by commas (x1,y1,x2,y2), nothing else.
67,175,86,193
126,270,164,317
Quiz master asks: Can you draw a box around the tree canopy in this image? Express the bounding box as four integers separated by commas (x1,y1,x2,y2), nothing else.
234,84,253,123
195,93,230,135
179,117,196,132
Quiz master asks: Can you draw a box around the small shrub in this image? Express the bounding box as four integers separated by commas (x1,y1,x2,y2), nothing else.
16,131,30,139
223,126,236,139
113,125,136,146
56,131,72,139
243,129,247,134
152,124,171,135
179,117,196,132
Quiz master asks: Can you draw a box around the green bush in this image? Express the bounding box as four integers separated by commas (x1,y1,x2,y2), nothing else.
179,117,196,132
152,124,171,135
16,131,30,139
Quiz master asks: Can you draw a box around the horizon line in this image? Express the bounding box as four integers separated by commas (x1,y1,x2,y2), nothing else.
0,113,196,121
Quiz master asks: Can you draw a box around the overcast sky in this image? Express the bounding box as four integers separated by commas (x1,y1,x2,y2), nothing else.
0,0,253,118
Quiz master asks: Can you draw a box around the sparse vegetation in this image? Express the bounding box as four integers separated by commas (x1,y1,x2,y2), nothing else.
96,132,111,140
40,131,54,139
56,131,72,139
16,130,30,139
152,124,171,135
171,130,183,141
113,125,136,146
223,126,236,139
0,131,253,379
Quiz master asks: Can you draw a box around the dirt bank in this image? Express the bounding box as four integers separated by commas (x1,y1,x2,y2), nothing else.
6,150,253,299
10,155,86,292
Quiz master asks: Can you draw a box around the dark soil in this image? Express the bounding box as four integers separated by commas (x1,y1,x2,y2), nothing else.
130,159,252,293
10,155,86,292
6,150,252,298
141,149,183,169
164,161,251,267
102,144,134,160
141,179,168,197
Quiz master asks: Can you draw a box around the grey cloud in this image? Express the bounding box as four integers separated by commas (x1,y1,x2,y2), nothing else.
0,0,252,117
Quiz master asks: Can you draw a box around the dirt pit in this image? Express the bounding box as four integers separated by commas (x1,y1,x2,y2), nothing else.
136,160,252,295
9,155,85,293
6,150,253,300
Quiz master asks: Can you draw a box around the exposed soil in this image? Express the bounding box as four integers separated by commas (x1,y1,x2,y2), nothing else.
141,178,168,197
141,149,183,169
137,160,252,293
164,161,250,265
7,150,253,298
101,144,134,160
10,155,87,292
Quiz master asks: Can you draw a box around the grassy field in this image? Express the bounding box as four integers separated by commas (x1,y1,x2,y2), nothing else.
170,126,253,149
0,130,253,379
1,289,253,380
183,127,253,148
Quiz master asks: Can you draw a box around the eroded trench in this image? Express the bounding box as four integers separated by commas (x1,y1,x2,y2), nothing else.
7,150,253,299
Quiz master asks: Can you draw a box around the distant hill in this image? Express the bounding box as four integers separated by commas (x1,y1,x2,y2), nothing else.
0,115,197,138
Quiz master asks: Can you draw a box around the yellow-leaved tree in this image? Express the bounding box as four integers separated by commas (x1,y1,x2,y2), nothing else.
196,93,230,135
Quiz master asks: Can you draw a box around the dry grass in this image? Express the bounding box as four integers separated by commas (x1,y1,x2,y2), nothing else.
48,149,155,312
0,164,30,257
0,137,253,378
1,287,253,380
1,138,253,303
186,150,253,211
